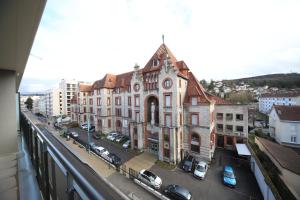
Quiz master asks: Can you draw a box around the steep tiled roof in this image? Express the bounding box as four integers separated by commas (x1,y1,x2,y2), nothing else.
143,44,178,73
273,105,300,121
79,83,92,92
115,71,133,88
184,72,211,104
257,137,300,175
261,91,300,98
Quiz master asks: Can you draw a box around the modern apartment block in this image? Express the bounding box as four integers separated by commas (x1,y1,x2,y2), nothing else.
259,92,300,114
71,43,249,163
43,88,62,117
215,105,248,150
59,79,78,116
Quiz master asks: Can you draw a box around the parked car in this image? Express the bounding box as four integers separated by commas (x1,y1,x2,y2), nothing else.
164,184,192,200
107,132,118,141
101,149,110,161
138,169,162,189
182,155,195,172
193,161,208,179
88,125,95,132
93,133,101,140
94,146,107,156
122,140,131,149
115,135,125,143
70,132,79,139
80,123,87,129
89,142,97,151
223,165,236,188
108,153,121,166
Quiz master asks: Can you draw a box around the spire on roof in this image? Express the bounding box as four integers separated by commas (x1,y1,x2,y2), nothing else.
162,34,165,44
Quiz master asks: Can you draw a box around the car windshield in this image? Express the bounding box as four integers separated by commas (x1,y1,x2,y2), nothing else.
144,170,157,179
224,171,235,179
196,165,205,172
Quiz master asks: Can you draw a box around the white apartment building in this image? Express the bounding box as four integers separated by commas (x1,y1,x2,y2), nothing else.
259,92,300,114
59,79,78,116
43,88,62,117
269,105,300,148
71,43,248,163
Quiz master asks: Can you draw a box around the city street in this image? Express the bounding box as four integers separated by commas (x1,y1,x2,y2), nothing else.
68,127,138,164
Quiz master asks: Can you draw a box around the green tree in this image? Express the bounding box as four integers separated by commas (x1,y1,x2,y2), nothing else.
200,79,208,89
207,79,215,91
25,97,33,110
226,91,255,104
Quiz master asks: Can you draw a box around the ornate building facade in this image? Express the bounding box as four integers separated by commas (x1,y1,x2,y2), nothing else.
70,43,248,163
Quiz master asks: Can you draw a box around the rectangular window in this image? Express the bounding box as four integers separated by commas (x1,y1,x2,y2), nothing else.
164,149,170,158
191,97,197,105
226,113,233,121
128,109,132,118
165,114,171,127
107,108,111,116
128,96,131,106
236,126,243,132
90,107,93,113
89,99,93,105
191,114,199,125
107,97,111,105
115,108,122,117
135,95,140,107
165,94,171,107
128,85,131,93
83,99,86,105
115,97,121,105
226,125,233,132
108,119,111,128
236,114,243,121
97,108,101,116
291,135,297,143
135,112,140,122
180,113,182,126
217,113,223,120
179,93,182,106
83,107,86,113
179,79,181,88
217,124,223,132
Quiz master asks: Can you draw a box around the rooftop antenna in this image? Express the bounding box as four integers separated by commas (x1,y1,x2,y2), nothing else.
162,34,165,44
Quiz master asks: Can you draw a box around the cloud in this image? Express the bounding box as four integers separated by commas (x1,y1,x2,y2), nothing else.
22,0,300,92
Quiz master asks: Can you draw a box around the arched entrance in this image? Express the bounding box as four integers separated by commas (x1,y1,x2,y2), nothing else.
144,95,159,155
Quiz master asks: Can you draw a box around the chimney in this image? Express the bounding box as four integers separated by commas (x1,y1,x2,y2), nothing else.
134,63,140,72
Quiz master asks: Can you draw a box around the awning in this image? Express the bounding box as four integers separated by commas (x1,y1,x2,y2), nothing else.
236,144,251,156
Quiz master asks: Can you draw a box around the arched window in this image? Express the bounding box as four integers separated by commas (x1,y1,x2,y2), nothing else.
191,133,200,153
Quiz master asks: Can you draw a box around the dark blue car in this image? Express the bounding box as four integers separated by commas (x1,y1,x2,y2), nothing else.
223,165,236,187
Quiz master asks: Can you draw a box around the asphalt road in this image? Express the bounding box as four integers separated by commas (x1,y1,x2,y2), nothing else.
68,127,137,164
35,124,126,200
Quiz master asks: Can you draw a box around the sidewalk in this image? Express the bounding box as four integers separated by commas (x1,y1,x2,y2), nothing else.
25,113,158,200
124,151,157,172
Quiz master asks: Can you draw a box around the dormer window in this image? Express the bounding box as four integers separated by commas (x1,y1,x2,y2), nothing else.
153,59,159,67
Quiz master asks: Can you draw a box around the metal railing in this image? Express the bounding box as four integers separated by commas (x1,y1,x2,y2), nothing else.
20,113,106,200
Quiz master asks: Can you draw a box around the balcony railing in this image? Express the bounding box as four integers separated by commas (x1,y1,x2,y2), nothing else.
20,113,108,200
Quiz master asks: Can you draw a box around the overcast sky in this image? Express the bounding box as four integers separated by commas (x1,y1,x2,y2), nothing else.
20,0,300,93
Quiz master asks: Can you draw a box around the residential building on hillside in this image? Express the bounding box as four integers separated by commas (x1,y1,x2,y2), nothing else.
71,43,248,163
59,79,78,116
259,92,300,114
269,105,300,148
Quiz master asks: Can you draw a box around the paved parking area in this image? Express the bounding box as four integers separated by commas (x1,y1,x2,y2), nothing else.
149,149,263,200
68,127,138,164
